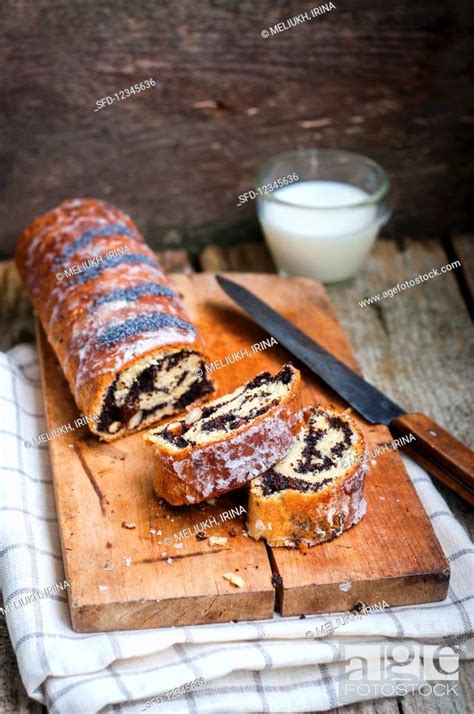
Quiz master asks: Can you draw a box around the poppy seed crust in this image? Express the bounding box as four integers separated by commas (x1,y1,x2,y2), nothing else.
93,283,175,307
75,253,158,285
99,312,196,346
61,223,136,260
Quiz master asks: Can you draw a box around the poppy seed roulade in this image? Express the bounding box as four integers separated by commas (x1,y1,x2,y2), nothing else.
15,198,214,441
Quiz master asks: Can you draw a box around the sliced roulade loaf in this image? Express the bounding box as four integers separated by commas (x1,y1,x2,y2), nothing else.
15,199,213,441
145,364,303,505
247,406,367,547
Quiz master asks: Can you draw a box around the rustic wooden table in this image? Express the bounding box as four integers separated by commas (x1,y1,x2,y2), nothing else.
0,235,472,713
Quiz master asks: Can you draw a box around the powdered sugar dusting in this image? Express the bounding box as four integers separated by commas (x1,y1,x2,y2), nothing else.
16,199,208,435
172,406,304,500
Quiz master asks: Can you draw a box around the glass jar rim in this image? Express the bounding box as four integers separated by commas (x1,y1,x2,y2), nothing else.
255,148,391,210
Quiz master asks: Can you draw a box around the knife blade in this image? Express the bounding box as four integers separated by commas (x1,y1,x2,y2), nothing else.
216,274,474,504
216,274,404,424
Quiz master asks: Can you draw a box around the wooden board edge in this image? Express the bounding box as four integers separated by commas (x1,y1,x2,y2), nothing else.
34,320,77,628
33,272,453,629
70,589,276,632
277,569,450,618
34,318,278,631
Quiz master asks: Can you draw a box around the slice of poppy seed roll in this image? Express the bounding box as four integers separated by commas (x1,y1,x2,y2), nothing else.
145,364,303,505
247,406,367,547
15,198,214,441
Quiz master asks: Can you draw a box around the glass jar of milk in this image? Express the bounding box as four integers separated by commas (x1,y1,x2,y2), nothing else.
256,149,394,283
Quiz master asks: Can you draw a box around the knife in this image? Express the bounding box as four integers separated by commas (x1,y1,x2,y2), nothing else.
216,275,474,505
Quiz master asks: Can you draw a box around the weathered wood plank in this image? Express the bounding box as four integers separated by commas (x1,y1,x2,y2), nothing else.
325,238,473,445
0,250,193,350
329,699,400,714
400,659,473,713
456,660,474,714
330,237,474,538
200,242,275,273
452,235,474,310
1,0,473,256
157,249,194,275
325,238,474,538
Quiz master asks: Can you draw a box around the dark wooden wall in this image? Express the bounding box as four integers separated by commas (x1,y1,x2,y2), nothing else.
1,0,473,258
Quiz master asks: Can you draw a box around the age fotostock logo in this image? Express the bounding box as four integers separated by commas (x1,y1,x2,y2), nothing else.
340,643,459,699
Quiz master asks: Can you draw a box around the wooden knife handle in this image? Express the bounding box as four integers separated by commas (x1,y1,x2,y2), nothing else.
390,413,474,505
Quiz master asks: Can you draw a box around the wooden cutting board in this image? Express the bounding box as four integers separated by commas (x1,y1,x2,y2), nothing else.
36,273,449,632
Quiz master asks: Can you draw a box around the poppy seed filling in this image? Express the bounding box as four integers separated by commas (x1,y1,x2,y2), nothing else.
254,407,359,497
156,364,296,449
97,349,212,435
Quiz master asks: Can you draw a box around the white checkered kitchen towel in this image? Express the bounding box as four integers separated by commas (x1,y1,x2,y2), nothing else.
0,345,473,714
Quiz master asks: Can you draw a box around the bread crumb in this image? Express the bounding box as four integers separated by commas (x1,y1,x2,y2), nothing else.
122,521,136,529
223,572,245,588
351,600,367,613
166,557,173,564
209,536,228,547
